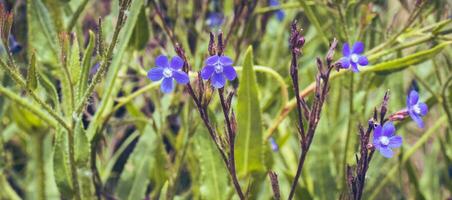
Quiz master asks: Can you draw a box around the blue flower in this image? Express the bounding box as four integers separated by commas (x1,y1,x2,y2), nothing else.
268,0,285,21
201,55,237,88
206,12,224,28
407,90,428,128
340,42,368,72
9,35,22,54
372,122,402,158
147,55,189,93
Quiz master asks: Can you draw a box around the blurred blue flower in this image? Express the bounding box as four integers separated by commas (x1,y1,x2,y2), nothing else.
373,122,402,158
269,137,279,152
407,90,428,128
147,55,189,93
339,42,368,72
9,35,22,54
268,0,285,21
206,12,224,28
201,55,237,88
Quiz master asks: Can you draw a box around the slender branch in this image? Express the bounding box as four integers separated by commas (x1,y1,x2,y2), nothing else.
66,0,90,32
75,0,132,115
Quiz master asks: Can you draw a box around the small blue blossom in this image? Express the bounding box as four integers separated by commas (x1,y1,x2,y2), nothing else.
269,137,279,152
340,42,368,72
147,55,189,93
373,122,402,158
206,12,224,28
407,90,428,128
268,0,285,21
201,55,237,88
9,35,22,54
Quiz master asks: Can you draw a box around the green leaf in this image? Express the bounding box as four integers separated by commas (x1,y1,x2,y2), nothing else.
27,52,38,90
193,128,229,200
235,46,265,176
77,30,95,102
69,35,81,88
363,42,451,74
116,125,158,200
128,5,150,50
26,0,59,65
74,119,93,198
53,128,74,199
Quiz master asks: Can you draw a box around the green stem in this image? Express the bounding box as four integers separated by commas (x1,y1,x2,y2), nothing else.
0,60,71,132
0,85,57,128
35,134,46,200
441,75,452,129
66,0,90,32
368,116,447,199
67,128,81,200
341,73,354,190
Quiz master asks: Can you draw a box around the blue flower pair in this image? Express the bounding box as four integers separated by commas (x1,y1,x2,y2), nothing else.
147,55,237,93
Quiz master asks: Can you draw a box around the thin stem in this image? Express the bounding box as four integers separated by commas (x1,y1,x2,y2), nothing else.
67,129,81,200
66,0,90,32
218,89,245,200
35,134,46,200
75,0,132,115
341,73,354,189
0,60,71,132
287,150,307,200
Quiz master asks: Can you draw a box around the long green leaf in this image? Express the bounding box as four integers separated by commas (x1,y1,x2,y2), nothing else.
74,119,93,198
116,125,158,200
194,128,229,200
235,46,265,176
53,128,74,199
77,31,95,102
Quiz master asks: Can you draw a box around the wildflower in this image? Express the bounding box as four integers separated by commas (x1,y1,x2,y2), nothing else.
372,122,402,158
147,55,189,93
339,42,368,72
406,90,428,128
9,35,22,54
269,137,279,152
201,55,237,88
206,12,224,28
268,0,285,21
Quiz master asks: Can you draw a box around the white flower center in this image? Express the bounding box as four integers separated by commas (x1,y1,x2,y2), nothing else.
163,68,173,78
351,54,359,63
413,104,421,114
214,63,223,73
379,136,390,146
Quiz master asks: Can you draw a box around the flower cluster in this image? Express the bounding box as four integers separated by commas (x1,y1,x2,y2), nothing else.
147,54,237,93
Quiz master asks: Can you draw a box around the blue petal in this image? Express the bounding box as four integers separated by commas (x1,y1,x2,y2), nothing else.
147,67,164,81
352,42,364,54
418,102,428,116
409,111,424,128
342,43,350,57
388,136,402,148
223,66,237,81
340,57,350,69
373,124,383,139
211,73,225,88
173,71,189,84
379,147,393,158
408,90,419,106
220,56,233,66
161,78,174,93
170,56,184,70
206,55,220,66
275,10,285,21
350,62,359,73
358,55,368,66
382,122,395,137
155,55,169,68
201,65,215,80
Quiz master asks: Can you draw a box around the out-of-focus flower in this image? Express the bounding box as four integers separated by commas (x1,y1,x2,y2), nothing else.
206,12,224,28
201,55,237,88
406,90,428,128
372,122,402,158
268,0,285,21
339,42,368,72
269,137,279,152
147,55,189,93
8,35,21,54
